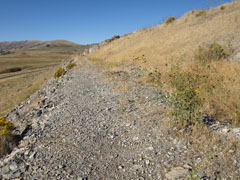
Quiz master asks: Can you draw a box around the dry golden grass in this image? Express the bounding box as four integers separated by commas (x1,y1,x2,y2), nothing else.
0,49,72,116
0,67,58,116
89,2,240,67
196,61,240,124
88,1,240,125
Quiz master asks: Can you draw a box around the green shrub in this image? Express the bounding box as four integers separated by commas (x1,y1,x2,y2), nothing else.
165,16,175,24
54,67,66,79
220,5,225,10
166,67,203,127
195,10,206,17
194,43,227,63
66,61,77,70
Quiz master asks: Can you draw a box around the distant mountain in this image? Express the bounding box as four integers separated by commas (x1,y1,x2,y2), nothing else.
0,40,82,50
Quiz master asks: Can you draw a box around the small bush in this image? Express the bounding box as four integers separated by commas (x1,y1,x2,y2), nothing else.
104,35,120,43
0,117,13,135
166,66,203,127
66,61,77,70
195,10,206,17
165,17,175,24
194,43,227,63
112,35,120,39
220,5,225,10
54,67,66,79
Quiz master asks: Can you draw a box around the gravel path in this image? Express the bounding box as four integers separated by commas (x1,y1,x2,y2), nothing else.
0,57,216,179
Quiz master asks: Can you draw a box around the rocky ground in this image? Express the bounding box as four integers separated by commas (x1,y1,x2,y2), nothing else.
0,56,239,180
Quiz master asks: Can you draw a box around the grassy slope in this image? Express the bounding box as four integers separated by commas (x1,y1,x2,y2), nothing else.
90,2,240,67
89,2,240,125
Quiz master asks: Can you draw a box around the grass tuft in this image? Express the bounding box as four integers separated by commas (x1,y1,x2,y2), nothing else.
194,43,228,63
66,60,77,70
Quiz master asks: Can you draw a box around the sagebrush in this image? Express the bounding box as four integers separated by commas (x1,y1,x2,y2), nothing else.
165,17,175,24
54,67,66,78
195,10,206,17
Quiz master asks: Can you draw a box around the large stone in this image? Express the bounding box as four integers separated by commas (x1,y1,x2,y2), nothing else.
232,128,240,134
222,127,230,133
165,167,189,179
1,166,10,174
9,163,18,172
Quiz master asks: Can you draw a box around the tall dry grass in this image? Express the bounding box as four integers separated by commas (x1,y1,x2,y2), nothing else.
156,53,240,126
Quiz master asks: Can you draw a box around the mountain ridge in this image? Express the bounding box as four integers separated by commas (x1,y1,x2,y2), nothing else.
0,40,82,50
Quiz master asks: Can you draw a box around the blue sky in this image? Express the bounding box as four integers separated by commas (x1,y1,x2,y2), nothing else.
0,0,233,44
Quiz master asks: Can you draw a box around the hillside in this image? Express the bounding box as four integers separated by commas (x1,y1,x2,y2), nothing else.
0,40,82,50
90,2,240,66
